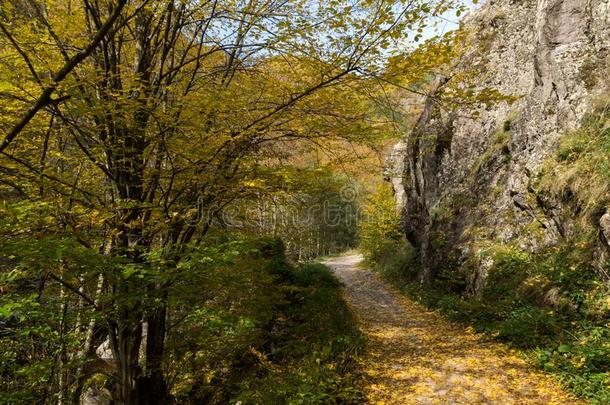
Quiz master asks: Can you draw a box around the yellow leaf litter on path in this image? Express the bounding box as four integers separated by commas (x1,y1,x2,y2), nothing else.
324,254,581,405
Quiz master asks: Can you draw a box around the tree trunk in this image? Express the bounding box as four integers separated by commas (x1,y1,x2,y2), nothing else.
112,317,143,405
137,297,169,404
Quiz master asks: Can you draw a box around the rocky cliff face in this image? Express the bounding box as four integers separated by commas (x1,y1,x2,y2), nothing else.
386,0,610,290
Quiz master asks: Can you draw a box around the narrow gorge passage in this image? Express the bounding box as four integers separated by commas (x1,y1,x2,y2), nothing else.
324,254,580,405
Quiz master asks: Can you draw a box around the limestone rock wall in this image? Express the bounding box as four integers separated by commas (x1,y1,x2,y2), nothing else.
387,0,610,289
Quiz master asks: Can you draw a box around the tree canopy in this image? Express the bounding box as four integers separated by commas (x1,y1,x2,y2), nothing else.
0,0,473,403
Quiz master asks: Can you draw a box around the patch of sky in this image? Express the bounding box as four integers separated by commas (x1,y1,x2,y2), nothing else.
195,0,482,71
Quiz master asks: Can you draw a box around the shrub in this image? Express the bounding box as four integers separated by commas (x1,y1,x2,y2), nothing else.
156,239,365,404
374,242,419,285
234,262,365,404
359,184,403,264
358,183,420,284
497,305,559,347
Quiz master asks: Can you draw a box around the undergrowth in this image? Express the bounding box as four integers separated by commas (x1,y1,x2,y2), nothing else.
167,238,365,404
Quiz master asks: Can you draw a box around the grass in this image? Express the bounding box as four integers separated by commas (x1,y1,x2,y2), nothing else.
538,99,610,222
471,127,512,174
365,240,419,286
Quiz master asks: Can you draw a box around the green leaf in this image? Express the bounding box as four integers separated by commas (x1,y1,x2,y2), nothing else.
0,303,13,318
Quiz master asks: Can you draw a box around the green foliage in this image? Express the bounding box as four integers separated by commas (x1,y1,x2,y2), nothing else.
357,183,420,286
235,263,365,404
372,242,420,286
292,263,342,289
359,184,403,264
0,231,363,404
0,204,118,403
165,240,364,404
228,169,361,262
534,322,610,404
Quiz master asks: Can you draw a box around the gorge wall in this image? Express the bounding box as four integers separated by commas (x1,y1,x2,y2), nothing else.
386,0,610,291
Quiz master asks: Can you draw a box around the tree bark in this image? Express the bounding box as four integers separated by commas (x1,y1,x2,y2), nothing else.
138,297,169,404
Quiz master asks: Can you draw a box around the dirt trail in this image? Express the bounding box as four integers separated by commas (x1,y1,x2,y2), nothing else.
324,254,579,405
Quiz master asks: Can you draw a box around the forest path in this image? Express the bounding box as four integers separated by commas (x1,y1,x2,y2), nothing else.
323,254,579,405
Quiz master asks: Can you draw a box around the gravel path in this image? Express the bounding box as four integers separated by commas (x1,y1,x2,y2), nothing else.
324,254,579,405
